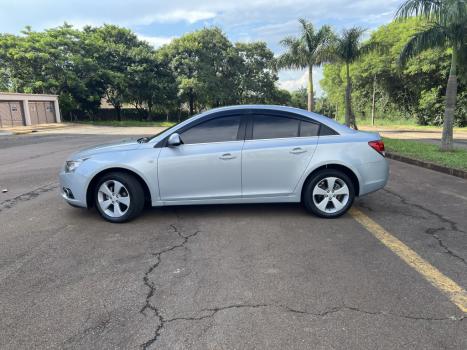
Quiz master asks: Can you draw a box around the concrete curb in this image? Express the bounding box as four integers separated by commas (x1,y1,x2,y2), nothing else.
1,123,69,135
386,152,467,180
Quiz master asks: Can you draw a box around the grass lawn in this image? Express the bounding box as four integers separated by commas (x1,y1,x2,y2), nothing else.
76,120,176,127
383,137,467,171
356,118,467,132
331,116,467,132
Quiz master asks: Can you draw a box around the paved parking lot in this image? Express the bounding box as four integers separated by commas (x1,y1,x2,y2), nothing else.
0,129,466,349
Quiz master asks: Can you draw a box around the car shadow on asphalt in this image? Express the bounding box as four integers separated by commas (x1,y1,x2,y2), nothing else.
64,202,320,224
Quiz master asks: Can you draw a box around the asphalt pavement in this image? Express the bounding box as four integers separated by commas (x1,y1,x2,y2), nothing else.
0,130,466,349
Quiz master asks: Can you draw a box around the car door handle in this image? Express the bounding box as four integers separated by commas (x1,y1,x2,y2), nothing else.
219,153,236,160
290,147,307,154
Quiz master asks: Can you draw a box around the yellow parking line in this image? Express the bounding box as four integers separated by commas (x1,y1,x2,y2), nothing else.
349,207,467,313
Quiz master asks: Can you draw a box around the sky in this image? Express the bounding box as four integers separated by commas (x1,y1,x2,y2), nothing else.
0,0,404,96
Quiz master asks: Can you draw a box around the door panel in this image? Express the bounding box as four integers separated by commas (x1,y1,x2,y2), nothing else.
158,114,244,201
158,141,243,201
0,102,11,127
29,102,39,125
242,114,319,198
37,102,48,124
242,137,317,197
0,101,24,127
9,102,24,126
45,102,55,123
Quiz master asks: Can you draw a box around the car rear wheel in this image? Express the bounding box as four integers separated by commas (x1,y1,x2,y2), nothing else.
303,169,355,218
94,172,144,223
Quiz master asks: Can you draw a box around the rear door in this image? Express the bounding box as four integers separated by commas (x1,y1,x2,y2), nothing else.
242,112,318,198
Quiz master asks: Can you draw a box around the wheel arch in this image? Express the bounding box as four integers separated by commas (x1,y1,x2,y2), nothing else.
301,163,360,200
86,167,152,208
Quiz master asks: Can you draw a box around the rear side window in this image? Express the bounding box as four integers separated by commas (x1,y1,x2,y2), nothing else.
319,124,338,136
180,115,241,144
299,121,319,137
252,115,299,139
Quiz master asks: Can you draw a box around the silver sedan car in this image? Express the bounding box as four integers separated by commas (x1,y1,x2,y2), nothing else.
59,105,388,222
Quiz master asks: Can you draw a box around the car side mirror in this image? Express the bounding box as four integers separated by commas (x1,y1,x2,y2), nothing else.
167,133,182,147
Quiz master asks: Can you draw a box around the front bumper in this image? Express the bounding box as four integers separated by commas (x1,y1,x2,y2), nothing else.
59,170,88,208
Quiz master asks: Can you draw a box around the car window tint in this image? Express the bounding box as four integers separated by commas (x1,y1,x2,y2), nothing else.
319,124,338,136
252,115,299,139
300,121,319,137
181,116,241,144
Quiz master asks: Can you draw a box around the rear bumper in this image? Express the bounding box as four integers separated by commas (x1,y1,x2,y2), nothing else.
358,158,389,196
59,170,88,208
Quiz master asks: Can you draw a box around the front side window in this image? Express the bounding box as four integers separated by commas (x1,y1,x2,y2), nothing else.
181,115,241,144
252,115,299,140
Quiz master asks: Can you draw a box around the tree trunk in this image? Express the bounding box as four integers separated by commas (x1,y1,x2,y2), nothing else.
441,47,458,151
189,90,194,116
344,63,352,127
344,63,358,129
147,102,153,121
115,105,122,122
371,75,376,126
307,66,314,112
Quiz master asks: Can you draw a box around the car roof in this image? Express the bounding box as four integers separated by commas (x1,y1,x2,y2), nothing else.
200,105,355,134
150,104,356,145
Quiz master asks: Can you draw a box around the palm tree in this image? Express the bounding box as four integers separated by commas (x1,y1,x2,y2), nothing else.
277,19,334,112
331,27,366,129
397,0,467,151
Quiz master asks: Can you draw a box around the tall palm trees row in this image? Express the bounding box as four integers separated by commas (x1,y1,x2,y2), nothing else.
277,0,467,151
276,20,366,130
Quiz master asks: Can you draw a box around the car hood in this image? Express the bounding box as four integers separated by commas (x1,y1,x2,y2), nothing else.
71,138,141,159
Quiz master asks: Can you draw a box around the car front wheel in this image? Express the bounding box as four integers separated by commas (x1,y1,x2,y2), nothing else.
303,169,355,218
94,172,145,223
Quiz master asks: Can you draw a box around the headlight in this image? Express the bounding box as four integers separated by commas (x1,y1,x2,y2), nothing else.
64,159,85,173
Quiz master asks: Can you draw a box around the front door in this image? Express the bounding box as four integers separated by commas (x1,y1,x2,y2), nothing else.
158,115,244,202
242,113,318,198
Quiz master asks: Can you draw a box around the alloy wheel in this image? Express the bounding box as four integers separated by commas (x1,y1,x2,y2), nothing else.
312,176,349,214
97,180,130,218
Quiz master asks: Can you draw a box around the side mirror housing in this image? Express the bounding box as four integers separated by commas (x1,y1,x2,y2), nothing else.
167,133,182,147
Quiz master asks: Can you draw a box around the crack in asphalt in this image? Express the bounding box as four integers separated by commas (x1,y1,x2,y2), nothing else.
425,227,467,265
383,188,466,265
63,304,112,346
0,183,58,212
152,303,465,340
279,304,465,322
140,224,201,350
139,197,466,348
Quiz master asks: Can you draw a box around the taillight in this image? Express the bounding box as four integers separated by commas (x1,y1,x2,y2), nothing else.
368,140,385,156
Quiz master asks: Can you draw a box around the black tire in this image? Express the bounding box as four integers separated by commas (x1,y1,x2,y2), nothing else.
94,172,145,223
302,169,355,218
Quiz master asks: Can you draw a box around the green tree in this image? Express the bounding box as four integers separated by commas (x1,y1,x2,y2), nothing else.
235,42,278,103
161,28,236,115
321,63,345,120
320,18,464,127
289,87,308,109
397,0,467,151
330,27,366,129
277,19,334,112
126,46,177,119
161,27,279,114
85,25,145,120
0,25,107,118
